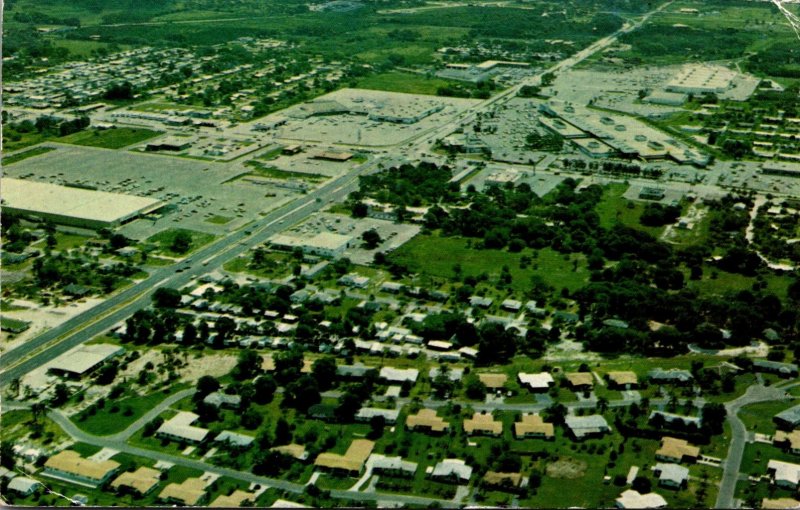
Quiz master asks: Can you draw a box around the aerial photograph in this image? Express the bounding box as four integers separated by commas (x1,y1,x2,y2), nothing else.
2,0,800,508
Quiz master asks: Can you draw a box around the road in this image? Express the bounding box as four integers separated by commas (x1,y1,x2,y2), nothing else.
0,158,378,386
714,384,793,509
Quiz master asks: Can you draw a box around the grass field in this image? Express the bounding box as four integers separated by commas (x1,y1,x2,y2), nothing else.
58,127,163,149
596,183,664,238
244,161,326,182
144,228,216,257
74,384,190,436
356,71,464,96
739,400,799,436
2,146,55,165
388,234,589,293
206,215,234,225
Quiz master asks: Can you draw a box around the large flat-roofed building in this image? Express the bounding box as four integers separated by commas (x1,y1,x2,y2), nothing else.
269,232,352,259
43,450,120,488
763,161,800,178
2,178,164,229
47,344,124,379
666,64,736,95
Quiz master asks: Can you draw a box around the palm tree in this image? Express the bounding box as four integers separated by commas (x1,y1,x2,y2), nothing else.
597,396,609,414
30,402,46,424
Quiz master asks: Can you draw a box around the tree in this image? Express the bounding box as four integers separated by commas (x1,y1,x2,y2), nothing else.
170,231,192,254
183,323,198,346
152,287,181,308
361,229,381,250
253,375,277,405
233,349,261,380
274,417,292,445
195,375,220,400
702,403,727,436
464,374,487,400
368,415,386,440
543,403,567,425
0,442,15,470
50,383,70,407
283,375,320,412
240,407,263,430
596,396,609,414
311,357,337,391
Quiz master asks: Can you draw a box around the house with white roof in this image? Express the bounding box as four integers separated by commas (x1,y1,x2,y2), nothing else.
517,372,554,392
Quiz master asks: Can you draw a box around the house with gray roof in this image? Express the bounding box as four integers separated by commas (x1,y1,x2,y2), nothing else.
653,463,689,489
648,368,693,385
564,415,610,440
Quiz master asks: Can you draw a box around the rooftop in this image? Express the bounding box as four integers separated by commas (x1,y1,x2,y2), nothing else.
478,373,508,389
514,414,555,439
564,372,594,387
44,450,120,483
110,467,160,495
518,372,554,390
463,412,503,436
209,489,255,507
607,371,638,386
616,489,667,509
158,477,207,506
655,437,700,462
406,408,449,433
48,344,124,376
314,439,374,473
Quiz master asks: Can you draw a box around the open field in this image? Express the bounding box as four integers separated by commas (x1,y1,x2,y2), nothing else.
356,71,464,96
58,128,163,149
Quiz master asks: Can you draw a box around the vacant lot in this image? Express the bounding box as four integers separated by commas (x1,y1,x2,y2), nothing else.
357,71,464,96
58,127,163,149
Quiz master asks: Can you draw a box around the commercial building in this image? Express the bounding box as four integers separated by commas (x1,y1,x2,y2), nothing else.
47,344,124,379
2,178,164,230
43,450,120,488
145,136,192,151
269,232,353,259
666,64,735,95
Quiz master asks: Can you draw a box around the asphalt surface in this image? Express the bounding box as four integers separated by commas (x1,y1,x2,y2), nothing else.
714,384,793,509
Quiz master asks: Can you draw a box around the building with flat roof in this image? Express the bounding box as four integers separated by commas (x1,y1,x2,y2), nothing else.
379,366,419,383
763,161,800,178
47,344,124,379
2,178,165,230
270,232,352,259
768,460,800,489
762,498,800,509
666,64,735,95
43,450,120,488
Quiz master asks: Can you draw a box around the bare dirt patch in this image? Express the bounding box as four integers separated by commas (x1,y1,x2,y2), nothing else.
546,458,588,479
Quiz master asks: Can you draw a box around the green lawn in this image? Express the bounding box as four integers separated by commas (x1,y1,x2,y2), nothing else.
74,384,190,436
596,183,664,238
206,215,233,225
356,71,465,96
1,146,55,165
144,228,216,257
739,400,799,436
0,316,31,332
388,234,589,293
58,127,163,149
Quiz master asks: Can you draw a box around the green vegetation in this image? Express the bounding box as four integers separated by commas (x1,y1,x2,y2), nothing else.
356,71,467,96
1,146,55,165
205,215,234,225
144,228,216,257
244,161,326,182
58,127,163,149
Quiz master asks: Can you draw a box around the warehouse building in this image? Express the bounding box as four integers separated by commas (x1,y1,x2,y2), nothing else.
48,344,124,379
269,232,353,259
2,178,164,230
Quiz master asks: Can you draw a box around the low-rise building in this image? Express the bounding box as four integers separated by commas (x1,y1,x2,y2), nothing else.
7,477,42,496
754,360,799,378
774,430,800,454
518,372,554,392
775,405,800,429
156,412,210,444
47,344,124,379
649,411,702,430
653,463,689,489
203,392,241,409
209,489,255,507
158,477,207,506
355,407,401,424
479,373,508,391
514,414,555,440
431,459,473,483
615,489,667,509
648,368,693,385
469,296,493,308
564,415,610,440
463,412,503,437
43,450,120,488
371,455,418,478
270,443,309,461
215,431,255,448
768,459,800,489
110,467,161,496
314,439,374,475
482,471,523,490
564,372,594,390
406,409,449,434
606,371,639,389
655,437,700,464
379,366,419,384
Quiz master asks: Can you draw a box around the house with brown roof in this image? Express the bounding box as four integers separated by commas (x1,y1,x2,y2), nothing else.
483,471,523,490
463,412,503,437
110,467,161,496
514,414,555,440
209,489,256,507
158,477,208,506
655,437,700,464
762,497,800,509
478,373,508,390
606,371,639,389
43,450,120,488
564,372,594,390
406,409,449,434
271,443,309,461
313,439,374,475
774,430,800,455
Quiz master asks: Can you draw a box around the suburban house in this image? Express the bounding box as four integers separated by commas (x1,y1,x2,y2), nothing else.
355,407,401,424
43,450,120,488
156,412,210,444
649,411,702,430
606,371,639,389
110,467,161,496
215,431,255,448
648,368,693,385
478,373,508,391
615,489,667,509
270,443,309,461
774,405,800,430
463,412,503,437
774,430,800,454
655,437,700,464
768,459,800,489
564,372,594,390
430,459,473,483
514,414,555,440
203,392,242,409
761,498,800,509
754,360,799,378
7,477,42,496
371,455,418,478
158,477,208,506
209,490,255,507
482,471,523,490
517,372,555,392
379,366,419,384
564,415,610,440
406,409,450,434
313,439,374,476
653,463,689,489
